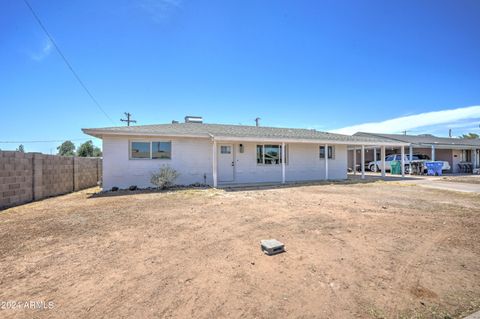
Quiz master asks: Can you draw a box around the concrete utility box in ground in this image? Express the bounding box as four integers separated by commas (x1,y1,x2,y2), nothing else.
260,239,285,255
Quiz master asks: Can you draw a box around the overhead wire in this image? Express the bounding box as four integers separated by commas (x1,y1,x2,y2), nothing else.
23,0,116,125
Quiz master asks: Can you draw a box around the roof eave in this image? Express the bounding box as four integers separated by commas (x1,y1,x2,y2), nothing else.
81,129,408,146
212,135,408,146
81,129,211,140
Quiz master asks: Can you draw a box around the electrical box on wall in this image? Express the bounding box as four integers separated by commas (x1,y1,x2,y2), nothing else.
239,144,244,153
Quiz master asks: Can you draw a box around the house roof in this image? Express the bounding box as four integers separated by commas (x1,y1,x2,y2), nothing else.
354,132,480,148
82,123,407,146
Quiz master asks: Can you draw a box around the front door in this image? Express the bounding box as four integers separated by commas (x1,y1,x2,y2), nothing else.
218,144,234,182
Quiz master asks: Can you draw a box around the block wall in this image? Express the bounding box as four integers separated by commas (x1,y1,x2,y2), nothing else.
0,151,101,210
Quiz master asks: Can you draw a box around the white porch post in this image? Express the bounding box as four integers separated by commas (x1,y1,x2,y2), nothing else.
373,147,377,172
282,142,286,183
325,144,329,180
212,140,217,188
353,147,357,175
472,148,477,170
401,146,405,177
361,145,365,179
381,146,386,178
431,145,436,161
409,145,413,175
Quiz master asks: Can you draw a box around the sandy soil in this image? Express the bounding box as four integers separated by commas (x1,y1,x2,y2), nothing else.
0,182,479,319
440,175,480,185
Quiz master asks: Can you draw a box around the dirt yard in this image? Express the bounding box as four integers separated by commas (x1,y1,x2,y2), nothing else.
441,175,480,185
1,182,479,319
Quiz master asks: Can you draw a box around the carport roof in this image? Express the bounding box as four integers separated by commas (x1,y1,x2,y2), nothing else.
82,123,407,146
354,132,480,148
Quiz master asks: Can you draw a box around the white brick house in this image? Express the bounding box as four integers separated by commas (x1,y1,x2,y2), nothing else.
83,118,405,189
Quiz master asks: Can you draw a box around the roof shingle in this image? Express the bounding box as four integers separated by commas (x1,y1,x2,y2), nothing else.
354,132,480,147
82,123,405,145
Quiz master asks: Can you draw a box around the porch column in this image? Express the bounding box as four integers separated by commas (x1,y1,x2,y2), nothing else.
381,146,386,178
325,144,329,180
473,148,477,170
373,147,377,172
401,145,405,177
361,145,365,179
409,145,413,175
282,142,286,183
212,140,217,188
431,145,436,161
353,147,357,175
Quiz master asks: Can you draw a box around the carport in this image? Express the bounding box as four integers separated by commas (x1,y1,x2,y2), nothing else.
347,141,409,179
351,132,480,174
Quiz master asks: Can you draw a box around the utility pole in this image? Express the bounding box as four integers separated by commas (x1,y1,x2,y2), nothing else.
120,112,137,126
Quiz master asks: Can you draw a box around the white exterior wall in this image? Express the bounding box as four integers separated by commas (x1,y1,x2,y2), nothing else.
102,137,348,189
219,142,347,184
284,143,347,181
102,136,213,189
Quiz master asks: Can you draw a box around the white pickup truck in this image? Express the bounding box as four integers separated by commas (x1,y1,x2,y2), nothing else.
368,154,451,172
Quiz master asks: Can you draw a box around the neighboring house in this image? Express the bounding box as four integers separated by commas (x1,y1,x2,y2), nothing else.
351,132,480,173
82,117,405,189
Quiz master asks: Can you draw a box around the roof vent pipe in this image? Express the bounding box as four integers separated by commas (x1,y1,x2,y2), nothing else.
255,117,261,127
185,116,203,123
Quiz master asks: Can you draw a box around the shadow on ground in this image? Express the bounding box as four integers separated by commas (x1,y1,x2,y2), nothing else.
88,175,425,197
221,174,422,192
87,186,211,199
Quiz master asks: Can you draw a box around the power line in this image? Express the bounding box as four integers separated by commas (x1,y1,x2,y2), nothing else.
23,0,115,125
120,112,137,126
0,138,91,144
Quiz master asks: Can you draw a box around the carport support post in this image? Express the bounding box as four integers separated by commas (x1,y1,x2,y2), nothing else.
473,148,477,169
381,146,386,178
361,145,365,179
409,145,413,175
401,146,405,177
431,145,436,161
353,147,357,175
325,144,329,180
281,142,286,183
212,140,217,188
373,148,377,172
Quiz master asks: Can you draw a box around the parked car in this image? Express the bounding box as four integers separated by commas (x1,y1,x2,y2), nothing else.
368,154,451,172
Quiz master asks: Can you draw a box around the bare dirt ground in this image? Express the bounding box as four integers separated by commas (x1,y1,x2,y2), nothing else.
1,182,479,319
440,175,480,185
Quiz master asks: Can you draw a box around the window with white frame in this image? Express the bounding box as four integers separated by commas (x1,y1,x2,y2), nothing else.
319,146,334,159
220,146,231,154
256,144,288,164
130,141,172,159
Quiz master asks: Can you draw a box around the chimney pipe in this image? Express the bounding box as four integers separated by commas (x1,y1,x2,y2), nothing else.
255,117,261,127
449,129,452,138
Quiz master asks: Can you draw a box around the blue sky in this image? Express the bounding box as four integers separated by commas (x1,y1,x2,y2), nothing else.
1,0,480,153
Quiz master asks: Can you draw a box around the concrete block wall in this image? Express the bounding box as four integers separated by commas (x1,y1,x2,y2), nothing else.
42,154,75,198
0,151,102,210
0,151,34,208
75,157,102,191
